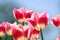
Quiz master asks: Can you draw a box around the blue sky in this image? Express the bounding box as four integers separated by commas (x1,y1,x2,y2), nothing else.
16,0,60,17
0,0,60,17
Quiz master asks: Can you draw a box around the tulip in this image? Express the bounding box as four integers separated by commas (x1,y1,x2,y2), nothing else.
23,23,40,40
0,22,6,37
5,22,12,36
51,14,60,28
56,35,60,40
12,24,31,40
5,22,17,36
26,11,48,40
13,7,34,23
26,11,48,30
30,29,40,40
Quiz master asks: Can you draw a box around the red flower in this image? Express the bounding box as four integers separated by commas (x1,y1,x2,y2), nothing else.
0,22,6,37
5,22,17,36
30,29,40,40
26,11,48,30
56,35,60,40
12,24,31,40
51,14,60,28
26,24,40,40
13,7,34,23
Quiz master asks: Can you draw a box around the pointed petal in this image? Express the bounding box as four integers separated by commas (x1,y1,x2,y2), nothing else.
50,18,58,26
30,29,40,39
13,8,23,20
20,7,26,14
55,14,60,21
25,10,35,18
20,7,27,18
5,22,12,36
39,11,48,26
55,15,60,28
0,22,6,33
12,25,29,40
31,12,39,23
12,27,23,40
26,19,37,27
51,18,60,28
0,22,6,37
24,28,30,38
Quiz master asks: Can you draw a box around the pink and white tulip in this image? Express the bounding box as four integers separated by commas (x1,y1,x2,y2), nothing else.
13,7,35,23
51,14,60,28
56,35,60,40
27,11,49,30
0,22,6,37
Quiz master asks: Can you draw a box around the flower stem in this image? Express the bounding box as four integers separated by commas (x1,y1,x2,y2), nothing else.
40,29,44,40
5,35,8,40
22,22,24,25
16,21,25,25
0,37,1,40
4,34,13,40
10,36,13,40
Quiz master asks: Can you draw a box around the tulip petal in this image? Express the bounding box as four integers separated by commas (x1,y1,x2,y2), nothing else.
51,18,59,26
26,19,37,27
50,14,60,28
31,12,39,23
39,11,48,26
13,8,23,20
30,29,40,39
56,35,60,40
25,10,34,18
12,27,23,40
0,22,6,37
12,24,31,40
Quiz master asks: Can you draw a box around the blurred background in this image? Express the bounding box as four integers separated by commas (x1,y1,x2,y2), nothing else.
0,0,60,40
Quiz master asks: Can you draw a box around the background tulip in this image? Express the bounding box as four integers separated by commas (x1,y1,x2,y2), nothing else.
51,14,60,28
0,22,6,37
56,35,60,40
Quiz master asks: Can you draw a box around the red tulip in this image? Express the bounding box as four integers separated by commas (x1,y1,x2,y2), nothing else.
51,14,60,28
13,7,34,23
56,35,60,40
5,22,17,36
0,22,6,37
12,24,32,40
26,22,40,40
30,29,40,40
26,11,48,30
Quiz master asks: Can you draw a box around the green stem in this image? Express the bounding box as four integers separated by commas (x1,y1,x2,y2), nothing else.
5,35,8,40
4,34,13,40
36,38,37,40
28,38,30,40
40,29,44,40
9,36,13,40
0,37,1,40
16,21,25,25
22,22,24,25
